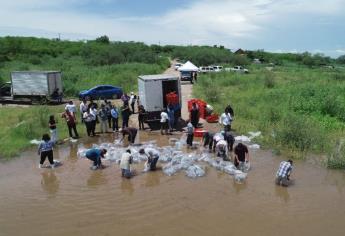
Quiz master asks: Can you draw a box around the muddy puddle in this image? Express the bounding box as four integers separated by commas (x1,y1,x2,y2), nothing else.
1,130,345,236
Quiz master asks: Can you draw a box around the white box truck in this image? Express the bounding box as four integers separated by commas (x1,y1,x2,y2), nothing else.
138,74,182,130
0,71,63,104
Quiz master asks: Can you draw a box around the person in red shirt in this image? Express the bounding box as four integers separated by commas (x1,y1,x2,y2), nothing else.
61,109,79,138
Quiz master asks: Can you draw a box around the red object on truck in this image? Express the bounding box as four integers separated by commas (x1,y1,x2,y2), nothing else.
166,92,179,105
206,113,219,123
188,99,207,119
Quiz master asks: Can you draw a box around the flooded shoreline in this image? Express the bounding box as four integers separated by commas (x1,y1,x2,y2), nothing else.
1,132,345,236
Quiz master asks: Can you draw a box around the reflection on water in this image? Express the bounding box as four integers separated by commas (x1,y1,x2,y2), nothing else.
275,186,290,203
1,132,345,236
87,170,107,188
41,171,59,197
121,179,134,195
232,180,247,194
144,171,161,188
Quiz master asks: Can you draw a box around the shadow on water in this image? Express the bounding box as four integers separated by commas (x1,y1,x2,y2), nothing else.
41,171,59,198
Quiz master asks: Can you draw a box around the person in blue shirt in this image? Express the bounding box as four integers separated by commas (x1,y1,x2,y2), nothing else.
38,133,55,168
111,105,119,132
85,148,107,170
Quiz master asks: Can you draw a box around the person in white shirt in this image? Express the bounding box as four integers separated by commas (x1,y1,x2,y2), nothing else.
90,106,97,136
213,132,224,152
219,108,233,132
160,110,169,135
65,101,77,114
139,147,160,171
120,149,134,178
79,99,88,123
216,139,229,160
129,92,137,114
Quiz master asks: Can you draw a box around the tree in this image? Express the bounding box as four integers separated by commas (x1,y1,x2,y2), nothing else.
337,55,345,64
95,35,110,44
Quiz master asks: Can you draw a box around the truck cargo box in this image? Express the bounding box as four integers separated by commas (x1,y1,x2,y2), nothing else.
11,71,62,97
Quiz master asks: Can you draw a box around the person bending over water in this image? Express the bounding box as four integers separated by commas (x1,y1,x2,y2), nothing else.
139,148,160,171
234,143,249,170
276,160,293,187
85,148,107,170
38,134,56,168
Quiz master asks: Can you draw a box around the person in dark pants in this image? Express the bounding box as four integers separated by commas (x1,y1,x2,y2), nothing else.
138,105,146,130
121,102,131,128
83,109,94,136
61,109,79,138
111,105,119,132
38,133,55,168
190,102,199,128
139,148,160,171
121,127,138,144
185,120,194,148
85,148,107,170
224,131,235,152
105,101,112,129
202,131,215,151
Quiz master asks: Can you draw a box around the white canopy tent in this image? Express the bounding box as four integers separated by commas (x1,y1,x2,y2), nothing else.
178,61,199,72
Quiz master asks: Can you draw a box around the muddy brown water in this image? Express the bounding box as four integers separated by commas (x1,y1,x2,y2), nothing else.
1,130,345,236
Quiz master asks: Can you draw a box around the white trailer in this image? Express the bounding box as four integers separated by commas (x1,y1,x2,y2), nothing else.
138,74,181,130
0,71,63,104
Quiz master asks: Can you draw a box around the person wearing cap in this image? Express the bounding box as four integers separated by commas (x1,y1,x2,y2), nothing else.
139,147,160,171
276,160,293,187
120,127,138,144
129,92,137,114
85,148,107,170
120,149,133,178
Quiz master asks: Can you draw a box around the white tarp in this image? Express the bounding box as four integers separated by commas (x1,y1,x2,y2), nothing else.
178,61,199,72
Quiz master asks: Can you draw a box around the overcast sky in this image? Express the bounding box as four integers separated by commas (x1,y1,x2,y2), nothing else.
1,0,344,57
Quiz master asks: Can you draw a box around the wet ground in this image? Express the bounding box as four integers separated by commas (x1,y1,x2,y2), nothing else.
1,65,345,235
1,131,345,236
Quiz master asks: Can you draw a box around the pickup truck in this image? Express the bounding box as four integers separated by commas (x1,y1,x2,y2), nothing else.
225,66,249,74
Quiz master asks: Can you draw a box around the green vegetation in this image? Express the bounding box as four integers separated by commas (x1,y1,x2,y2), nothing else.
194,64,345,168
0,105,82,158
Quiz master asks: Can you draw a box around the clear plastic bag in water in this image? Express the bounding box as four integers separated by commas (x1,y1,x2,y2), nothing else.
162,163,181,176
223,165,237,175
234,171,247,183
180,155,194,169
185,165,206,178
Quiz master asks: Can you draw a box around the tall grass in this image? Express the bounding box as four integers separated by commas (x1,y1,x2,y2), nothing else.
194,64,345,166
0,106,85,158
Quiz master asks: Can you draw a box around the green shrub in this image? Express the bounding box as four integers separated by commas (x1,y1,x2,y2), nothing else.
327,139,345,169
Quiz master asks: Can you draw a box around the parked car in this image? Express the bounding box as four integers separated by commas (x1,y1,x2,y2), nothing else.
225,66,249,73
199,66,215,73
212,65,223,72
174,63,183,70
79,85,123,100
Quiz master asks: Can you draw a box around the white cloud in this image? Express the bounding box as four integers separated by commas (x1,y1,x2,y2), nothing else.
0,0,344,54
